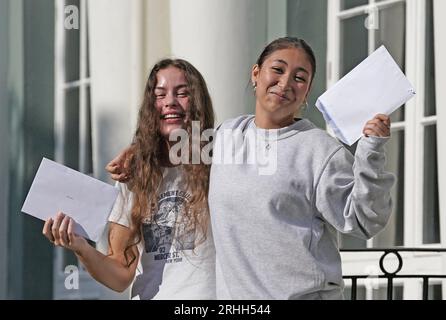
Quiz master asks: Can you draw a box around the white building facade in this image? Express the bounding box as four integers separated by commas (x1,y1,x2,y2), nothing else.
0,0,445,299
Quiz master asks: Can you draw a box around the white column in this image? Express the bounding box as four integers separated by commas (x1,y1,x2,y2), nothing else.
144,0,171,70
88,0,147,300
267,0,287,43
88,0,145,183
169,0,268,124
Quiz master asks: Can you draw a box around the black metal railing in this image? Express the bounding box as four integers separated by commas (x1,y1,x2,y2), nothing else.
340,248,446,300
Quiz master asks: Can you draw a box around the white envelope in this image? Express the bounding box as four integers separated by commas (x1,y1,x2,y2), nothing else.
21,158,119,242
316,45,416,145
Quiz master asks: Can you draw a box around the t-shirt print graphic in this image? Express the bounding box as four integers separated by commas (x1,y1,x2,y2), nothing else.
142,190,195,261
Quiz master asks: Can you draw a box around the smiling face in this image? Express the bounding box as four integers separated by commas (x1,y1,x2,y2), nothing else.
252,48,313,128
154,66,191,140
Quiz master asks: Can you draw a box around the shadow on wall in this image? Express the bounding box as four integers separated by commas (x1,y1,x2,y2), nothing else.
93,105,135,184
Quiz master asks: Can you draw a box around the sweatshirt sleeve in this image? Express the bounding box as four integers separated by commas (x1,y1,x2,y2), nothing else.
313,136,396,240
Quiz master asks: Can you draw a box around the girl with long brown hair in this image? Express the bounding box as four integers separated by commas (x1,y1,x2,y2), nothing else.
42,58,216,299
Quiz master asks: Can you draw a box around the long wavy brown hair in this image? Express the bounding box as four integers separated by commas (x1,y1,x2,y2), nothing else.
124,59,214,266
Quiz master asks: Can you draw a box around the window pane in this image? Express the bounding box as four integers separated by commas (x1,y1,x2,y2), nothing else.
428,284,443,300
373,285,404,300
64,0,80,82
423,125,440,244
340,14,369,77
425,0,436,116
85,2,90,78
62,249,78,272
64,87,79,170
340,234,367,249
389,106,405,124
341,0,369,10
344,284,366,300
375,2,406,122
374,130,404,247
80,86,93,174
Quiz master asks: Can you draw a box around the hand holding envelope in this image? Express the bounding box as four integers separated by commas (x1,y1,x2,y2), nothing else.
42,211,88,252
363,113,391,138
316,46,416,145
22,158,119,242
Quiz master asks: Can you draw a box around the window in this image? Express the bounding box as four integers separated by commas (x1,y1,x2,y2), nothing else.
55,0,92,173
54,0,98,299
329,0,439,248
328,0,444,299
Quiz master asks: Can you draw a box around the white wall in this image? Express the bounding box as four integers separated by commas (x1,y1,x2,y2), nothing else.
88,0,144,299
169,0,269,124
267,0,287,43
88,0,144,183
144,0,171,71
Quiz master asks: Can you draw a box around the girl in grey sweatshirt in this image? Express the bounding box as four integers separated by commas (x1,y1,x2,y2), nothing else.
208,37,395,299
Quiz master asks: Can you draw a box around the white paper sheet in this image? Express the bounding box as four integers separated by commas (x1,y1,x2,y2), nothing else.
21,158,119,242
316,45,416,145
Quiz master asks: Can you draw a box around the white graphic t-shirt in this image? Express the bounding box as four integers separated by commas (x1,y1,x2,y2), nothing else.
108,166,216,300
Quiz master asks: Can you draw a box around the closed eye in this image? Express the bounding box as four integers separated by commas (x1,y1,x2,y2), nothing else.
272,67,283,74
177,91,189,98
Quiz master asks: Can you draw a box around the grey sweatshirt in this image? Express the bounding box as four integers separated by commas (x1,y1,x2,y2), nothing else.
208,115,395,300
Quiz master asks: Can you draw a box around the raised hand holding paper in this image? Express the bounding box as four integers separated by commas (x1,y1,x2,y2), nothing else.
21,158,119,242
316,45,416,145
